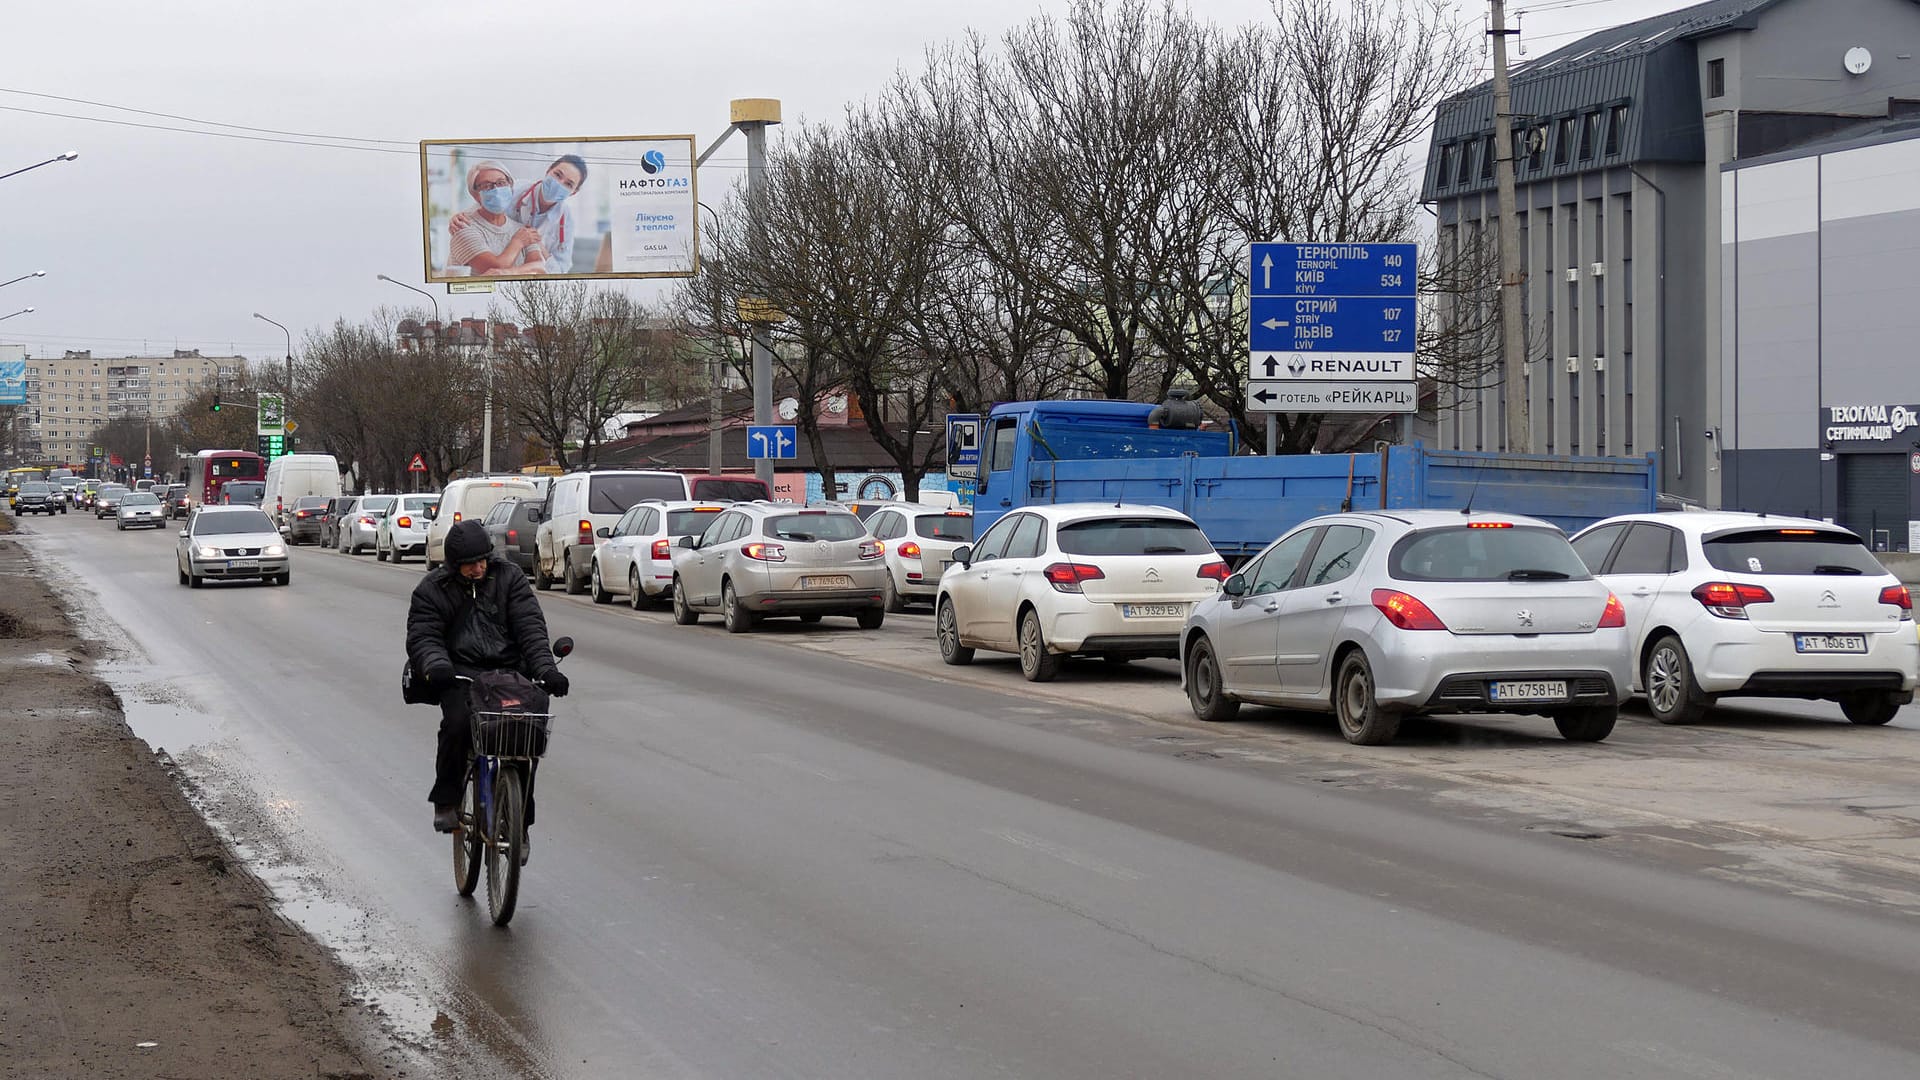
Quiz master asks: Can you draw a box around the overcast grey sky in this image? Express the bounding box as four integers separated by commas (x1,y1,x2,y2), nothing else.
1,0,1691,368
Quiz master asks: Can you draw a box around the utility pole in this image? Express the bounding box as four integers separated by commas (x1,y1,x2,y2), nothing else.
1490,0,1529,453
738,101,781,490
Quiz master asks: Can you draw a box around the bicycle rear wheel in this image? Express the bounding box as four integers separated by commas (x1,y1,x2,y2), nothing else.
484,765,525,925
452,764,482,897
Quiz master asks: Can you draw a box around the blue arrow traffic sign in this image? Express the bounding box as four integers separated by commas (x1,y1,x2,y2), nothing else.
1247,240,1419,407
1251,295,1414,354
747,425,798,460
1250,242,1417,298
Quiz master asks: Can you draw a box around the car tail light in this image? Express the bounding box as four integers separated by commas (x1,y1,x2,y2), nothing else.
1196,560,1232,581
296,510,311,518
1372,589,1448,631
452,512,462,523
578,519,594,543
1043,562,1105,593
1467,521,1513,529
1598,593,1626,628
1881,585,1913,619
358,516,375,526
898,541,922,559
1692,581,1773,619
859,540,885,560
506,528,517,542
743,542,786,562
396,516,412,529
652,538,672,560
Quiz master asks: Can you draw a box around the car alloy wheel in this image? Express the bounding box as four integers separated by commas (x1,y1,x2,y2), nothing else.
629,568,646,611
590,562,613,604
1644,635,1706,725
671,576,699,625
1018,609,1060,682
937,600,974,665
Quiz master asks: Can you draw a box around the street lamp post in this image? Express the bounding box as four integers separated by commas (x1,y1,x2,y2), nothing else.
252,312,293,452
0,307,34,322
376,274,488,472
0,270,46,290
0,151,78,183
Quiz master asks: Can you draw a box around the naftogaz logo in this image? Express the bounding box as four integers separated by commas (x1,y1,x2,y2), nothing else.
641,150,667,174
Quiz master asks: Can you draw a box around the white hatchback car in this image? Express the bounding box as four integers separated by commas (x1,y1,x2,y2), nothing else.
936,504,1229,681
589,501,730,607
864,504,974,611
1571,513,1918,725
376,494,440,564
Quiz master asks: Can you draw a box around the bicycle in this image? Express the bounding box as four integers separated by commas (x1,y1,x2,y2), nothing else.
451,637,573,926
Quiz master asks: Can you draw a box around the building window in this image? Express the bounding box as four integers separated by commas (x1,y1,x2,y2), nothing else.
1709,58,1725,98
1606,105,1628,155
1580,112,1602,161
1527,125,1547,170
1554,117,1575,165
1437,143,1456,187
1480,134,1496,180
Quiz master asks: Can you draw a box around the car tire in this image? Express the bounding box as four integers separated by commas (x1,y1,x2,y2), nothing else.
391,546,405,564
1334,649,1399,745
1643,635,1709,725
628,568,646,611
533,556,552,591
116,522,125,531
1184,634,1241,723
856,608,885,630
275,572,291,586
883,573,907,614
1018,608,1060,682
1553,705,1617,742
188,571,202,589
671,576,699,625
1840,691,1901,726
377,544,388,562
590,561,613,604
177,563,189,587
937,599,974,665
722,580,756,634
564,553,587,595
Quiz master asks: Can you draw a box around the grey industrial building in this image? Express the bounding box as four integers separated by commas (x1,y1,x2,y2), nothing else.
1423,0,1920,522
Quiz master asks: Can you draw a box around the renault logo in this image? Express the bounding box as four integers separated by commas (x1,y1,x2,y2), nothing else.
1516,609,1534,627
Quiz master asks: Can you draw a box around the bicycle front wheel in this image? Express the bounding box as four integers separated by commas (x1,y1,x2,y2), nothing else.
484,765,525,926
452,764,483,897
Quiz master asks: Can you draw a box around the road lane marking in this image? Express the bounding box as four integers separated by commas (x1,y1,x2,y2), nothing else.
757,751,846,782
986,827,1145,881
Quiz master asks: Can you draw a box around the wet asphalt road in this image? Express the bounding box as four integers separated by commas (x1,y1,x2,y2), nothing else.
20,511,1920,1079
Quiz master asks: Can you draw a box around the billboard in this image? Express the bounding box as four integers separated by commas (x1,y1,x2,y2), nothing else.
419,135,698,283
0,344,25,405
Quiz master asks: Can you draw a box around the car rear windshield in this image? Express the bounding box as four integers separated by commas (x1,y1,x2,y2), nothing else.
225,483,266,502
1391,525,1590,582
295,496,331,509
1056,517,1212,556
588,474,686,514
766,513,866,542
195,512,276,535
690,478,769,501
401,496,437,512
1703,530,1884,576
915,513,973,541
667,509,724,536
360,496,397,514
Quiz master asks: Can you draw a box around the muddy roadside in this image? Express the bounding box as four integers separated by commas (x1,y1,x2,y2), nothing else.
0,523,393,1079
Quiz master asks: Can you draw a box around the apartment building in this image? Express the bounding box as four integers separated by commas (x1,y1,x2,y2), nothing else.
20,349,241,465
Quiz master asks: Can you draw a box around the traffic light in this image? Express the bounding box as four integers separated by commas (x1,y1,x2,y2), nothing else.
211,391,222,412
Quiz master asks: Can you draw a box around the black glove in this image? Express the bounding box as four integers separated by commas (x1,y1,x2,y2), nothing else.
424,662,456,688
540,669,570,697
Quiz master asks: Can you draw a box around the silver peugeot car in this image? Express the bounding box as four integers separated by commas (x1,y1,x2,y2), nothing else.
1180,510,1632,745
670,503,887,632
177,506,291,587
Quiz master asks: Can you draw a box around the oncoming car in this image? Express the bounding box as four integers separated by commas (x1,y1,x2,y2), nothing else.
115,491,166,529
177,506,290,587
1181,510,1632,745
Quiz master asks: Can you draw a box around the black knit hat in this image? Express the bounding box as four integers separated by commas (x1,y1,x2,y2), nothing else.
444,520,493,564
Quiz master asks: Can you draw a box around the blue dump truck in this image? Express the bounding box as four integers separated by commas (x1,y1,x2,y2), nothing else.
971,399,1659,562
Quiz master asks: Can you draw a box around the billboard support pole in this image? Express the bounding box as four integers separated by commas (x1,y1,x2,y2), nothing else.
730,100,782,489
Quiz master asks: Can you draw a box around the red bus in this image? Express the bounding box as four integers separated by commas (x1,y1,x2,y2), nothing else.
186,450,267,510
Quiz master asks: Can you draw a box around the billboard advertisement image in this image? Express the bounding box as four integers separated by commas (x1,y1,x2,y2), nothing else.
419,135,698,283
0,344,25,406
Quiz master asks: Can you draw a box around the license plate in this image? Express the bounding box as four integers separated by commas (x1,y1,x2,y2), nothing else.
1489,680,1567,702
1795,634,1867,654
800,575,854,590
1121,603,1186,619
227,560,258,571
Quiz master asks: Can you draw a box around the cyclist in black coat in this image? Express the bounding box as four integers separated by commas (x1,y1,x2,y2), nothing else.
407,520,568,834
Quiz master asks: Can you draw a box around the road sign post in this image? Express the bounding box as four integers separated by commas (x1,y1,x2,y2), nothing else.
946,414,981,482
1247,242,1419,444
745,425,798,461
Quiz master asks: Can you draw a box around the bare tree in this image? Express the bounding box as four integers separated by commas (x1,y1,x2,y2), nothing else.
167,366,261,459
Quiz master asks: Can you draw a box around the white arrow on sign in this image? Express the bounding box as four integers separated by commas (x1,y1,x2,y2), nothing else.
775,429,793,456
1261,253,1273,291
750,430,769,456
1260,317,1289,330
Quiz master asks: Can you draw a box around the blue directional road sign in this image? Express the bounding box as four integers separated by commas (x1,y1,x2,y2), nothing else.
746,425,798,460
1248,241,1418,410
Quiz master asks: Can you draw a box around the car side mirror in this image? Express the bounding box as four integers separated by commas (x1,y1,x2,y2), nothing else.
1222,573,1248,598
177,529,189,538
551,636,574,659
951,545,973,568
595,527,613,539
678,535,697,550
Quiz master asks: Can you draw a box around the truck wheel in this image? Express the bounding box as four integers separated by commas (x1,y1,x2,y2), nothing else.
1018,609,1060,682
1553,705,1617,742
937,600,974,665
1184,635,1240,723
671,576,699,625
1643,635,1709,725
1841,692,1901,726
1334,650,1399,745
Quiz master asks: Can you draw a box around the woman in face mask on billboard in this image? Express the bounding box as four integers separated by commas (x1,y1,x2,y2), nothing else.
448,155,586,275
447,161,547,276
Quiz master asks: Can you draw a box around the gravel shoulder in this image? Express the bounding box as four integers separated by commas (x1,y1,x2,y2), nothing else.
0,527,384,1079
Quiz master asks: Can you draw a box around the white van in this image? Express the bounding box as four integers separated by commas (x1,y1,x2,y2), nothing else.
263,453,342,527
425,476,540,567
534,470,690,593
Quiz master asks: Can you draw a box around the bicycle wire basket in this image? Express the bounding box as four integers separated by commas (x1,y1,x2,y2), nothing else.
471,709,556,760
